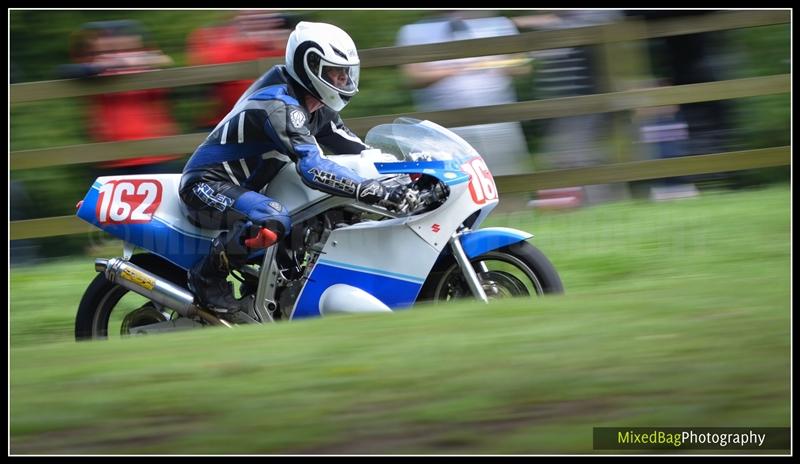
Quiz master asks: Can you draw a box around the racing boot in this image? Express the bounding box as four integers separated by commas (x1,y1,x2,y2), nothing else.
188,221,254,313
188,221,280,313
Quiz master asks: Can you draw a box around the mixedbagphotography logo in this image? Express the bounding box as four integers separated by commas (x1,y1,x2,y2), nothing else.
593,427,790,451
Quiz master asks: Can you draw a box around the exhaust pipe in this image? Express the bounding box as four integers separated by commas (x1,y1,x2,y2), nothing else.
95,258,231,327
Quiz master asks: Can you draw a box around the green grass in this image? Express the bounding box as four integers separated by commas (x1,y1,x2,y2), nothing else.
9,186,790,454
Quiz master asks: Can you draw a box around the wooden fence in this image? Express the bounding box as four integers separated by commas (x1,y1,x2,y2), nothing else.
9,10,791,239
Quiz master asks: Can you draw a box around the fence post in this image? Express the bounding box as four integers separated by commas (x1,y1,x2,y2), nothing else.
598,17,652,164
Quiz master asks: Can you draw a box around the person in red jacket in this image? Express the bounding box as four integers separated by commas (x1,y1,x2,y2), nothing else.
59,20,182,175
187,11,295,129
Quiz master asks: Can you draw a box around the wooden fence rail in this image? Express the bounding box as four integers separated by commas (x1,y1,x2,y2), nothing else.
10,146,789,240
9,10,791,241
10,74,790,171
9,10,789,103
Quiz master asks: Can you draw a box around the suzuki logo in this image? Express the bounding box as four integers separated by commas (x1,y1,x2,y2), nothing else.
431,224,441,233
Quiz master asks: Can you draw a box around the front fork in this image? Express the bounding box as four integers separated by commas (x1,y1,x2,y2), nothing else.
449,231,489,303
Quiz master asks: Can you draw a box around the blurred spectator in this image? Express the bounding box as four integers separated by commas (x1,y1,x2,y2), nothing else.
633,99,699,201
396,11,532,176
56,19,182,176
624,10,738,157
187,11,295,129
516,10,629,209
624,10,739,194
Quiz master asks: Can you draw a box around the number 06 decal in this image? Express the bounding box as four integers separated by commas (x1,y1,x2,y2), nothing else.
96,180,163,224
461,158,497,205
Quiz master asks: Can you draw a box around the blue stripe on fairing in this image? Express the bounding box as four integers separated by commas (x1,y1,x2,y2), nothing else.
459,227,532,259
82,180,268,267
292,263,422,319
78,182,211,270
105,220,212,270
87,181,214,241
374,161,470,186
316,259,425,284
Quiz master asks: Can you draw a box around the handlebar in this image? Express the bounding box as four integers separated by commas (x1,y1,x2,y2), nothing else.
379,174,449,216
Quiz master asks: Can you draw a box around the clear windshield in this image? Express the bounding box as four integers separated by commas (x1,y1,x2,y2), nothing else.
364,118,481,164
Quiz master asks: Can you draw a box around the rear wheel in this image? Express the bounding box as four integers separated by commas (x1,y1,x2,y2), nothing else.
419,242,563,302
75,254,189,340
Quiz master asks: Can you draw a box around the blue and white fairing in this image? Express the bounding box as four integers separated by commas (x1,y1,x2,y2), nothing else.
290,119,530,319
76,174,218,270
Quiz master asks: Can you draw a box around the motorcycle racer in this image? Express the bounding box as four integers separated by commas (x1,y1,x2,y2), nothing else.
179,21,408,311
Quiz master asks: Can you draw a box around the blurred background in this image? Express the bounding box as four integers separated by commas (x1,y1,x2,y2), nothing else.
9,9,791,454
9,9,790,262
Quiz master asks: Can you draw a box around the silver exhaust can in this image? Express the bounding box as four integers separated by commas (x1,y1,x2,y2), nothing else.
95,258,200,319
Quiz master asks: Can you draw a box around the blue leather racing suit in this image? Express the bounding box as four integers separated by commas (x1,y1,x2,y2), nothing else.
180,64,368,239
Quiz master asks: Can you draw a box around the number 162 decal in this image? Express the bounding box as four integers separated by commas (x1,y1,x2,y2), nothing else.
96,180,163,224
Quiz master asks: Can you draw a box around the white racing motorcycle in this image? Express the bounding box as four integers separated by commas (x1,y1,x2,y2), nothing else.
75,118,563,339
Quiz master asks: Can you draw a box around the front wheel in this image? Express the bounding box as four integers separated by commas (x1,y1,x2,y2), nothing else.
419,242,563,302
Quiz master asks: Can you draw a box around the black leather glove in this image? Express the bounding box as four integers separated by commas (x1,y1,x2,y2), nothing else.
356,180,412,212
356,179,387,204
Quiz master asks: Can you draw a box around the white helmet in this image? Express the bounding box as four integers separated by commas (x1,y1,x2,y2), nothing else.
285,21,360,112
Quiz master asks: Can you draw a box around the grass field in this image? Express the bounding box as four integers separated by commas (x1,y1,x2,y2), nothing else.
9,185,790,454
